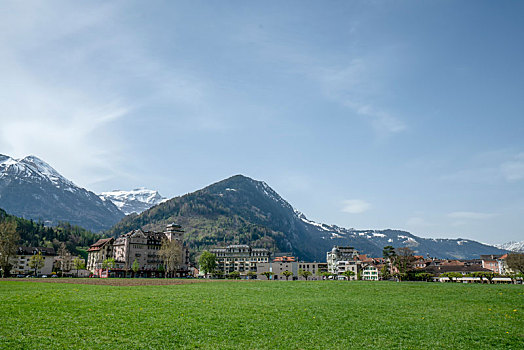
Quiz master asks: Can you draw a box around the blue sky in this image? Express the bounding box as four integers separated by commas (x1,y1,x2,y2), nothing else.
1,1,523,244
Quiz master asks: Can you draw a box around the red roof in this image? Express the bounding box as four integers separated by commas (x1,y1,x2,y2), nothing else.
88,238,113,252
358,254,373,262
274,256,296,262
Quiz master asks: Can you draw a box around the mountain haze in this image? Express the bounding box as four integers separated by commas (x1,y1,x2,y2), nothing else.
0,154,124,232
108,175,507,261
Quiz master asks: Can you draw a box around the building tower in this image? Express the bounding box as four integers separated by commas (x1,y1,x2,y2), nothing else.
165,223,184,242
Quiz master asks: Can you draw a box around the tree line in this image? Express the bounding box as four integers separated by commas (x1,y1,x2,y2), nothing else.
0,208,103,276
381,245,524,282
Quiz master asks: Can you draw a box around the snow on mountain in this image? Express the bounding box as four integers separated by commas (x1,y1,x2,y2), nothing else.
105,174,509,261
99,188,167,215
291,207,504,259
495,240,524,252
0,154,124,231
0,154,78,191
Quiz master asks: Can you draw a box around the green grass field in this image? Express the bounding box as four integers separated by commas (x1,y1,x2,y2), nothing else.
0,280,522,349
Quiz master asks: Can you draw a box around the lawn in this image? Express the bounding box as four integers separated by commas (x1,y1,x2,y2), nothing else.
0,280,522,349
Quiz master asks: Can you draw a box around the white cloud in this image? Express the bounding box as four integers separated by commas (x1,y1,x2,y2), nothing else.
233,26,408,137
0,3,134,188
0,2,214,189
315,55,406,137
353,103,406,134
341,199,371,214
447,211,496,220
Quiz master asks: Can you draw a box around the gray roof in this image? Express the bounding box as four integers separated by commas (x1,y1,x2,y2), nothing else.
17,246,56,256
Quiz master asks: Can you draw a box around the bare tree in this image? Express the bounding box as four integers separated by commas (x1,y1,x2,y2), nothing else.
506,253,524,274
393,247,416,280
57,243,72,274
0,219,19,277
159,238,182,278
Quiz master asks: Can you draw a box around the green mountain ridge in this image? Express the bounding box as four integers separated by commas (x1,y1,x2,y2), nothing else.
107,175,507,261
0,208,102,259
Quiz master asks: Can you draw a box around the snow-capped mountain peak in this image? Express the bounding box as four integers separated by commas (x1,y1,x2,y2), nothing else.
99,188,167,215
0,154,75,189
495,240,524,253
22,155,75,187
0,153,124,231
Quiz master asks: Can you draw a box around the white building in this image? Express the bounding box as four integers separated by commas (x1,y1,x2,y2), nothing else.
334,260,359,280
10,247,56,276
87,238,114,272
256,261,327,280
327,246,359,275
211,244,270,276
361,265,379,281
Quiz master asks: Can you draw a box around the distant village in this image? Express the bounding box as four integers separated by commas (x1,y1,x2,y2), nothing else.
7,223,523,284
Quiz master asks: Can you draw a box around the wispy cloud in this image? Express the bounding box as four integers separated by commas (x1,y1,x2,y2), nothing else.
341,199,371,214
232,24,407,137
315,57,407,137
353,103,406,134
0,3,135,188
0,2,217,188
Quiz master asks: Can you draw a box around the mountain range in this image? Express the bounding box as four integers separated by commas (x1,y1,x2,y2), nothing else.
99,188,167,215
495,241,524,253
0,154,124,232
0,154,512,259
107,175,508,261
0,154,170,232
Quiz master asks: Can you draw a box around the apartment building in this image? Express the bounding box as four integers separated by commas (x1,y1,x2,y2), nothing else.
10,247,56,276
327,246,359,275
211,244,270,276
481,255,503,274
256,261,327,280
87,238,114,272
361,265,379,281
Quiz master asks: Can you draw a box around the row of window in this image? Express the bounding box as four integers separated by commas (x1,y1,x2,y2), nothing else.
218,258,268,262
124,245,165,251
